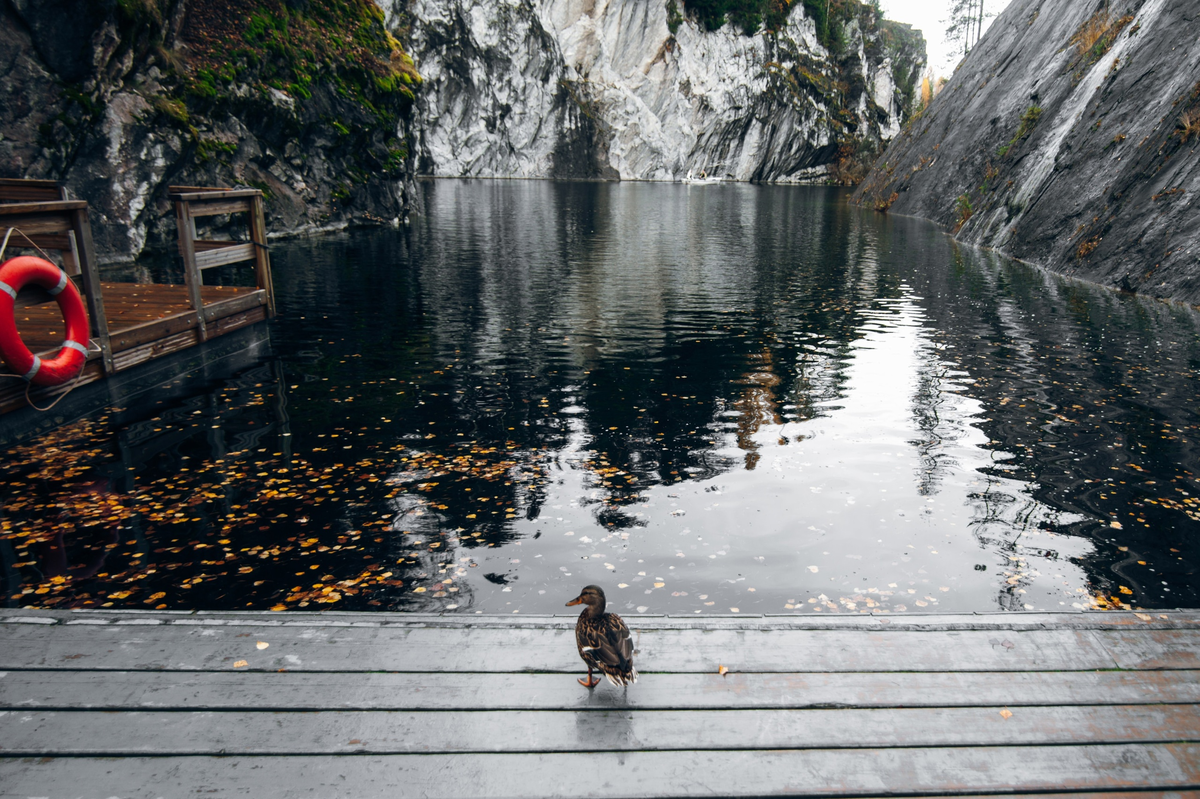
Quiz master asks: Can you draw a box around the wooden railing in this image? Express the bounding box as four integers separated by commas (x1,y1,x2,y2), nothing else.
168,186,275,342
0,182,115,374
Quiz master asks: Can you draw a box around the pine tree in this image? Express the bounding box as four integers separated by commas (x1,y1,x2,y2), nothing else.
945,0,994,59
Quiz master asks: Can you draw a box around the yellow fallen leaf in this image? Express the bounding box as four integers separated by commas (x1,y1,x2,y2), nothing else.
1134,613,1152,621
718,665,729,676
654,582,665,588
256,641,270,650
233,660,248,668
1119,586,1133,595
999,708,1013,719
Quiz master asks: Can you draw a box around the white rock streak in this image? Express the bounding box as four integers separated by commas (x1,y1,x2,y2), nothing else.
392,0,910,181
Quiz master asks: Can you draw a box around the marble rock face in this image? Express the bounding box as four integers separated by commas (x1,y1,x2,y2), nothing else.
393,0,918,181
854,0,1200,305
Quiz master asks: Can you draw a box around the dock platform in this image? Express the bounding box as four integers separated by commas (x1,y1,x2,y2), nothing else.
2,608,1199,797
0,181,273,414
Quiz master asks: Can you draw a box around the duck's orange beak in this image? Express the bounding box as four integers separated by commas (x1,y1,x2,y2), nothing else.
566,595,583,606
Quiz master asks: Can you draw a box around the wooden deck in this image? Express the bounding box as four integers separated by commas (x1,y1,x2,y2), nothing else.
2,609,1199,797
0,182,274,415
0,282,267,413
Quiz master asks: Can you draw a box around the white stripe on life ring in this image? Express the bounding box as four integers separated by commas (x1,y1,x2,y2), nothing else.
0,281,14,300
63,339,89,356
47,270,69,296
22,355,41,381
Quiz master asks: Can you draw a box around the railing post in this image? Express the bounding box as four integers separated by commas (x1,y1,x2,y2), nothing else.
175,199,207,342
248,194,275,317
70,207,114,374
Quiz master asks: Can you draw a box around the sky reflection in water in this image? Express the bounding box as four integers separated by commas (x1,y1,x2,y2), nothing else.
2,181,1197,615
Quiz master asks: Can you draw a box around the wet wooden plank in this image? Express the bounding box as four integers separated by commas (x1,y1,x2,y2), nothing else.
0,623,1124,673
4,704,1199,755
111,329,199,372
1,744,1198,797
4,669,1197,712
0,283,257,356
1101,629,1200,670
16,608,1197,631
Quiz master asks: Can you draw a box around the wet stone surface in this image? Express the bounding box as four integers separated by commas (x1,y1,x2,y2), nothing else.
1,181,1198,616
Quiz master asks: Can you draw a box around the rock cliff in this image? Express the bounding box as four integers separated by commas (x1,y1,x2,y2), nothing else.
1,0,420,262
390,0,924,181
853,0,1200,305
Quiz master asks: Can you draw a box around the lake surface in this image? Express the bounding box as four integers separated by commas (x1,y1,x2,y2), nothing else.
3,180,1198,615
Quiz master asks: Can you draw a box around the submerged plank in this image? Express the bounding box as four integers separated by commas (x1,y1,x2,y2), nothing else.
4,704,1199,755
2,744,1199,797
4,670,1198,712
0,622,1129,673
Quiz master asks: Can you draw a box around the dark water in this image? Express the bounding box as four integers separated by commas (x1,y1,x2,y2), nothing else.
3,180,1198,616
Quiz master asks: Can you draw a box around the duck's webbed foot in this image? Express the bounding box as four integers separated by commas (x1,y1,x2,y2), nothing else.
578,666,600,688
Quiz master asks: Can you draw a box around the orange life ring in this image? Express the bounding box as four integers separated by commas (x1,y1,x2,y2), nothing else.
0,256,90,386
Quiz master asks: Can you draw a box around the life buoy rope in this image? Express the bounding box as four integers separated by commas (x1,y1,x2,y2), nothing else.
0,255,91,387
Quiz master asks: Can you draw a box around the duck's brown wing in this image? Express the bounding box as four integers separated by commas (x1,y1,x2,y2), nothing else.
593,613,634,670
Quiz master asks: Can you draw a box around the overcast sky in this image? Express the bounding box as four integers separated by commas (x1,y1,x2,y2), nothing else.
880,0,1012,77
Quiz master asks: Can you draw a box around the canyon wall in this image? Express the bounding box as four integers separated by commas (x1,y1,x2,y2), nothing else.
853,0,1200,305
391,0,924,181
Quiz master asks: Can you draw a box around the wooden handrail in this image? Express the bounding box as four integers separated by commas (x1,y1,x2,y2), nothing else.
171,186,275,342
168,189,264,202
0,181,114,374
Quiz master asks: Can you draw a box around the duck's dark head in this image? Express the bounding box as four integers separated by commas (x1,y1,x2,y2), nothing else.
566,584,606,615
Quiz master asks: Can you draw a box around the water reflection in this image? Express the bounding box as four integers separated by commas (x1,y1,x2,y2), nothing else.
2,181,1198,614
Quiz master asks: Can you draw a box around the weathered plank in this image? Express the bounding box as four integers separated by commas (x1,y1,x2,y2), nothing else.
2,745,1198,797
0,623,1132,672
0,178,64,202
1101,629,1200,670
168,189,263,202
4,704,1198,756
3,670,1197,712
194,242,254,270
203,291,266,323
14,608,1199,631
186,198,253,218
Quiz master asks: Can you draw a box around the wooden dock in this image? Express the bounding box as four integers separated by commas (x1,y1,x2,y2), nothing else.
2,608,1199,797
0,181,273,414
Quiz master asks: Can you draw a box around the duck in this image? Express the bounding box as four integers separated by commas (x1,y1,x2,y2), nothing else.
565,584,638,688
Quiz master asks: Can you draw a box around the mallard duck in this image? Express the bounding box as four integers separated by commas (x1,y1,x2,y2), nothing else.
565,584,637,688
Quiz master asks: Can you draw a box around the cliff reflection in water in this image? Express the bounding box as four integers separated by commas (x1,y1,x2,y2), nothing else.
3,181,1198,615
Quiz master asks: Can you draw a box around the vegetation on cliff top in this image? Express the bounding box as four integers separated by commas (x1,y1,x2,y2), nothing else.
680,0,883,48
183,0,419,121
